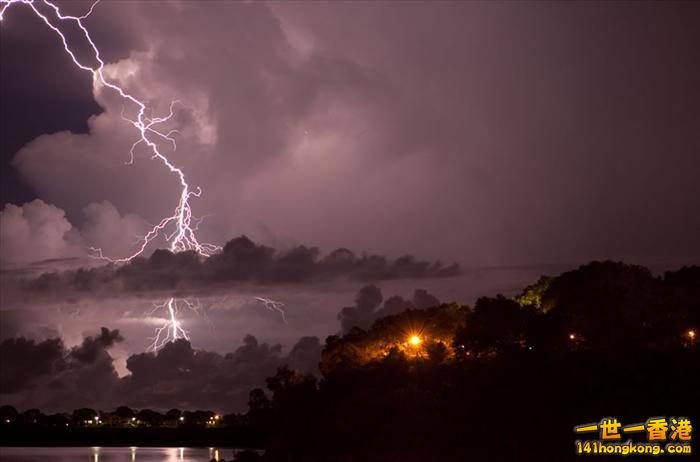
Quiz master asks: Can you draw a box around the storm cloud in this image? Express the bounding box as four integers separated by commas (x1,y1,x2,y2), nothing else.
3,1,698,269
1,0,699,406
16,235,460,300
0,328,322,413
338,285,441,334
0,283,446,412
0,327,123,409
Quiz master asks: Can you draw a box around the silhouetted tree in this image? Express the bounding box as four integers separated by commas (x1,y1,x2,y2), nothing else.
515,275,553,311
660,266,700,344
266,367,317,410
453,295,536,357
72,408,98,424
115,406,135,419
246,388,271,433
136,409,163,427
543,261,657,349
183,410,214,426
426,341,450,364
22,408,43,424
0,405,18,422
46,413,70,427
165,408,182,421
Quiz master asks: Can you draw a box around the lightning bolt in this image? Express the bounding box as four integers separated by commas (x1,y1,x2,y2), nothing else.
147,298,216,352
254,297,287,323
0,0,220,262
148,298,189,352
2,0,287,351
147,296,286,352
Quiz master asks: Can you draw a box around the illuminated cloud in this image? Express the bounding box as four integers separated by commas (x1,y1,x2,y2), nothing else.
0,200,81,265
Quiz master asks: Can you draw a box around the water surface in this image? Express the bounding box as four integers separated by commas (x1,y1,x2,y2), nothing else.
0,447,238,462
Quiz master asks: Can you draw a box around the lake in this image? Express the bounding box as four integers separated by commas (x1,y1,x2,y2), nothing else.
0,447,242,461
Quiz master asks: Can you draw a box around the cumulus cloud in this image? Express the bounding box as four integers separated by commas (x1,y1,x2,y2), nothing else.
338,285,441,334
0,199,167,268
2,1,554,267
3,0,700,277
17,235,460,300
285,336,323,375
0,336,64,394
0,329,321,412
80,201,153,259
0,200,82,265
0,327,123,409
120,336,287,411
70,327,124,364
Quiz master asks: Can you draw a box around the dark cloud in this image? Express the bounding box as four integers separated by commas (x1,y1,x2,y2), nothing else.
285,336,323,375
16,235,460,300
0,329,322,413
0,337,64,394
338,285,442,334
0,327,123,409
120,336,285,411
70,327,124,364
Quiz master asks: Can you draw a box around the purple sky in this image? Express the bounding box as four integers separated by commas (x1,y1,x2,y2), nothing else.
1,1,699,411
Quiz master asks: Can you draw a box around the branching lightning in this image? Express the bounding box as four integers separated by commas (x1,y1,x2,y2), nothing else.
2,0,286,351
146,296,286,352
148,298,189,352
1,0,220,262
254,297,287,323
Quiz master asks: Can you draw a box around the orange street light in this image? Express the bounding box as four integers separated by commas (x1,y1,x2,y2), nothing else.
409,335,422,346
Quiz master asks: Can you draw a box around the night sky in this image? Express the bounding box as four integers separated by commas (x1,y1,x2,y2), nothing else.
1,1,699,411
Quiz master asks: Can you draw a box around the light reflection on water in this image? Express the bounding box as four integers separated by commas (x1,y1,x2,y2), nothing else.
0,446,239,461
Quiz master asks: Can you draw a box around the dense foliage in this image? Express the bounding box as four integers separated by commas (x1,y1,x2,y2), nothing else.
251,261,699,461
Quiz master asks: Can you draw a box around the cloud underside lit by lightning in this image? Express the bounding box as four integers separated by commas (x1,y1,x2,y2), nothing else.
148,298,189,352
2,0,286,350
